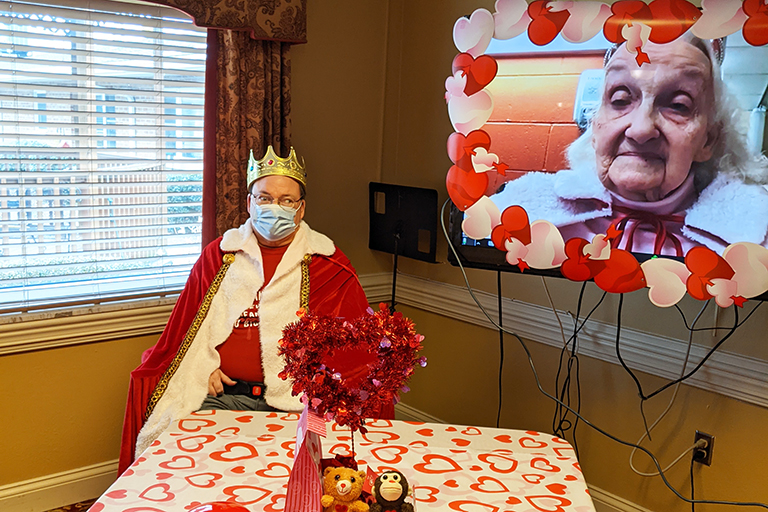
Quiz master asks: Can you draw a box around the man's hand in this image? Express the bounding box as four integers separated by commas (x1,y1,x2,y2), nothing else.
208,368,236,396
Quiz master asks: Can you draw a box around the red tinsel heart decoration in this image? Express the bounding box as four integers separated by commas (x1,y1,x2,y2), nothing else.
278,304,426,433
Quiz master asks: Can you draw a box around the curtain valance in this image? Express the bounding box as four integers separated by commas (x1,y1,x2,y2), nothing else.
146,0,307,43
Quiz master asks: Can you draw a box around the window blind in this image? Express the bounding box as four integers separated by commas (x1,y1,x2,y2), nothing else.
0,0,206,313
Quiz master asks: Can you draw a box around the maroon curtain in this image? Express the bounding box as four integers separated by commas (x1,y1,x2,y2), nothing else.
145,0,304,246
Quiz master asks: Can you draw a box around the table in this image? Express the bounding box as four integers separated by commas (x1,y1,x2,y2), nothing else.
91,410,596,511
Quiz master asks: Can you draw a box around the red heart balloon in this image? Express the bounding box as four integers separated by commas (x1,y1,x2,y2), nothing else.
446,164,488,211
647,0,700,44
447,130,492,169
593,249,646,294
491,206,532,248
560,238,603,282
685,246,735,300
452,53,498,96
604,1,652,44
744,0,768,46
528,0,572,46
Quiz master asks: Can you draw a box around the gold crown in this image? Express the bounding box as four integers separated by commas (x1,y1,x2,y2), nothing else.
247,146,307,187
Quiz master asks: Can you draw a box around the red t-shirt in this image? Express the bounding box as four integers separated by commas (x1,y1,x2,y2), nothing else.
216,244,289,382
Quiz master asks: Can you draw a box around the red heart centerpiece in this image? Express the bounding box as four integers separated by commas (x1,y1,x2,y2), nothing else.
278,304,425,433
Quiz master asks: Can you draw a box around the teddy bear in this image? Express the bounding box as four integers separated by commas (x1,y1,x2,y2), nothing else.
321,466,369,512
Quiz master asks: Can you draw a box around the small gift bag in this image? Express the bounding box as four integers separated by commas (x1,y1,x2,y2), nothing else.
285,404,327,511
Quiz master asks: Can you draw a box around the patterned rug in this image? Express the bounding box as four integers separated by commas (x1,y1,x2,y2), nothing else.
45,499,97,512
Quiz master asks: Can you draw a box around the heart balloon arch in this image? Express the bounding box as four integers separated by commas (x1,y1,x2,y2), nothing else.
446,0,768,309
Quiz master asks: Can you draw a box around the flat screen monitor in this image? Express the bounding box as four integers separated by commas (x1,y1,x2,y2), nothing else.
444,3,768,306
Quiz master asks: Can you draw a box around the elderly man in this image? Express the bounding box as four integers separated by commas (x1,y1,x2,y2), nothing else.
118,146,383,473
492,35,768,256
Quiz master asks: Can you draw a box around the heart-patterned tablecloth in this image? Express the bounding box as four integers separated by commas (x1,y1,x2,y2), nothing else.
92,410,596,512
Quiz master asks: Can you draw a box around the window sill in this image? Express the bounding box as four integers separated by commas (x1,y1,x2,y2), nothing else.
0,299,176,356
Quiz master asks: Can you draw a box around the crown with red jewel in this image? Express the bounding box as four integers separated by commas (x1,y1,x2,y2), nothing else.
247,145,307,187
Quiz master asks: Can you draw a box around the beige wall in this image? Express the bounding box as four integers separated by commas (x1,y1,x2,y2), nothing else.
3,2,768,512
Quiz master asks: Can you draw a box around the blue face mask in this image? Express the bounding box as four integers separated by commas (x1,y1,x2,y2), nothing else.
251,204,298,242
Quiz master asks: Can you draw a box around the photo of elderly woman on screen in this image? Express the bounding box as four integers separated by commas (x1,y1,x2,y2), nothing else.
489,34,768,257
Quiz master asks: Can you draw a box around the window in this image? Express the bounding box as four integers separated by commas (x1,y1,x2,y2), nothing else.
0,0,206,313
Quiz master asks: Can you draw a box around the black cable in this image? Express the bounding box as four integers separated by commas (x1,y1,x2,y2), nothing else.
645,305,740,401
440,199,768,509
674,301,762,332
613,294,652,438
551,283,606,448
497,271,504,429
691,455,696,512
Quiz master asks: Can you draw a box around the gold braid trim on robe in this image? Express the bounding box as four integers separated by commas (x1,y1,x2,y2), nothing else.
145,253,236,420
144,252,312,420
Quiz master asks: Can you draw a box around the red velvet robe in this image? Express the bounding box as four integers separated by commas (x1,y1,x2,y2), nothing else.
118,223,391,474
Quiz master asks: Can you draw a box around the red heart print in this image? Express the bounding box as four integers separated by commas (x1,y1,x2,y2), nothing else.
138,483,175,502
444,479,459,488
184,472,223,488
178,417,216,432
89,504,105,512
217,427,240,437
564,474,578,481
446,427,457,432
525,495,573,512
416,428,434,437
235,415,253,423
361,431,401,445
416,486,440,503
531,457,560,472
469,465,482,471
280,440,295,459
176,434,216,452
266,412,278,418
469,476,510,493
527,0,571,45
152,449,166,455
264,493,285,512
210,442,259,461
546,483,567,495
478,453,518,473
155,472,173,480
494,435,513,443
523,474,545,484
447,501,500,512
452,438,471,447
414,454,463,474
222,485,271,505
519,437,548,449
150,440,161,447
257,434,276,443
744,0,768,46
232,466,246,474
507,497,522,505
461,426,482,436
366,419,394,429
255,462,291,478
265,424,283,432
106,489,128,499
451,53,498,96
159,455,195,470
370,445,408,464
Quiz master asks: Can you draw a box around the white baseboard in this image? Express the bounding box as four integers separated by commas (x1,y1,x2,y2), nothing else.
589,485,656,512
0,460,117,512
394,401,446,424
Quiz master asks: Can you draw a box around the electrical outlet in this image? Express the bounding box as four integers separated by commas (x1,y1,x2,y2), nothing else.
693,431,714,466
